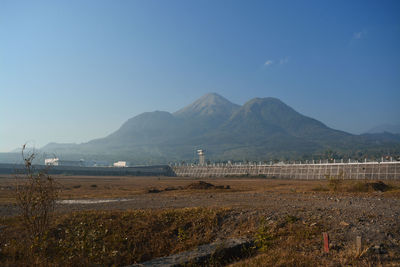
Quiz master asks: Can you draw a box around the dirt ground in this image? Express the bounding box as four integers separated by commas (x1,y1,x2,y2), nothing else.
1,175,400,265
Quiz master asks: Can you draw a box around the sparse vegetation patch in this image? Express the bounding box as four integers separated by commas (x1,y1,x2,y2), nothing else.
0,208,231,266
347,181,392,192
146,181,231,194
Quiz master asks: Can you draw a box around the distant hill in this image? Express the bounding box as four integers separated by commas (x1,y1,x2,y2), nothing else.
366,124,400,134
38,93,400,164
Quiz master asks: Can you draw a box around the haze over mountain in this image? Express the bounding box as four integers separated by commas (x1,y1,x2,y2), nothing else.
36,93,400,164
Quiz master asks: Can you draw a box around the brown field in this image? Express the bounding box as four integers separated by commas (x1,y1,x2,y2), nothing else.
1,175,400,266
1,175,399,205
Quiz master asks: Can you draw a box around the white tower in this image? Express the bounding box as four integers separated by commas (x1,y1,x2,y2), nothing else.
197,149,205,166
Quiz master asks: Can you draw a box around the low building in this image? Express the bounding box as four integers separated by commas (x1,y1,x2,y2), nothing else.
45,158,59,166
44,158,85,167
113,161,127,167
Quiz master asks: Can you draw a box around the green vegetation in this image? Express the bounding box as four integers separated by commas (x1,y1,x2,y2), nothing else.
254,220,273,251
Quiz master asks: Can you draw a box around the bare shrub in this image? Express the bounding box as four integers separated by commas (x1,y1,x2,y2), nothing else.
325,171,344,192
15,145,59,262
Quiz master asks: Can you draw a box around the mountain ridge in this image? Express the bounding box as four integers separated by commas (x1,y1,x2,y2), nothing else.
174,92,240,119
39,93,400,163
366,123,400,134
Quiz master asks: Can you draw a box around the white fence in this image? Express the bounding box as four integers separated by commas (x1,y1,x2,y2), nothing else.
172,162,400,180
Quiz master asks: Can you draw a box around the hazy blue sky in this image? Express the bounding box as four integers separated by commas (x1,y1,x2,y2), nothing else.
1,0,399,152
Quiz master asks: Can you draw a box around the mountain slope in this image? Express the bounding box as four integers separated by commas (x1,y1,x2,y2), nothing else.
173,93,240,136
174,93,240,121
39,93,400,163
99,111,181,145
199,97,354,158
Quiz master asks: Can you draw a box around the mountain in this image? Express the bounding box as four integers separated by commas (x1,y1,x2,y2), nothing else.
196,97,363,159
39,93,400,164
366,124,400,134
173,93,240,136
174,93,240,121
222,97,349,139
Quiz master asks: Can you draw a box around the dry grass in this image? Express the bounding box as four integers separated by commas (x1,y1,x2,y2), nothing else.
230,216,325,267
312,179,400,196
0,207,237,266
2,175,399,204
0,176,252,204
3,208,393,267
230,216,396,267
1,176,400,206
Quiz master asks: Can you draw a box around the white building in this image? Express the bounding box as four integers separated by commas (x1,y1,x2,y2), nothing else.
113,161,127,167
45,158,59,166
44,158,85,167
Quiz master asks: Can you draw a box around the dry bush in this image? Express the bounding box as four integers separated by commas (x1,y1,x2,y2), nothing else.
14,145,59,264
325,171,344,192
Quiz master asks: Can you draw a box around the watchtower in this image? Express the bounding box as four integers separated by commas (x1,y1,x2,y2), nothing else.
197,149,205,165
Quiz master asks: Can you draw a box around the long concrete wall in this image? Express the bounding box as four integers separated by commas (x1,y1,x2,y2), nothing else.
172,162,400,180
0,163,175,176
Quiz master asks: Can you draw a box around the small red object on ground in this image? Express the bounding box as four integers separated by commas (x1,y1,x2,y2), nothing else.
323,232,329,253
